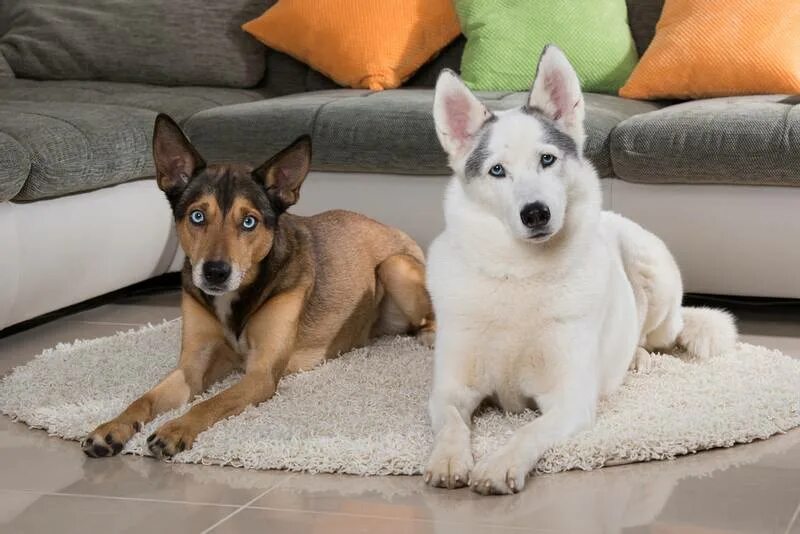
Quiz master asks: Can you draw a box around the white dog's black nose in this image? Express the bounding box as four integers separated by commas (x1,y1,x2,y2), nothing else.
203,261,231,285
520,202,551,229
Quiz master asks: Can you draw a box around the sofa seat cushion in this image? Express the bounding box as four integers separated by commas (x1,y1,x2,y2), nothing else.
611,95,800,186
0,102,157,201
0,79,264,123
0,130,30,201
186,90,661,177
0,0,267,88
0,80,265,201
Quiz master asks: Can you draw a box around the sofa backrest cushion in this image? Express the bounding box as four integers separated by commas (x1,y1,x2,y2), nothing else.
626,0,665,56
261,2,658,94
261,37,466,96
0,0,267,88
242,0,461,90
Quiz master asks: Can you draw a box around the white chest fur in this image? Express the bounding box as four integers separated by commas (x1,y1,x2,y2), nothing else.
427,216,639,408
213,292,248,354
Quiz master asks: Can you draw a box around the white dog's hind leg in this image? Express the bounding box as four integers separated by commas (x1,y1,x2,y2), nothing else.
426,386,482,489
470,378,596,495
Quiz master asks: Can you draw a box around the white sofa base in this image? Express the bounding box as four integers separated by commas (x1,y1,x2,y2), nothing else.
1,180,178,329
3,172,798,330
296,172,800,299
606,180,800,299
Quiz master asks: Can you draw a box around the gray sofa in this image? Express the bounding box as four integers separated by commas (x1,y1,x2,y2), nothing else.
2,0,799,330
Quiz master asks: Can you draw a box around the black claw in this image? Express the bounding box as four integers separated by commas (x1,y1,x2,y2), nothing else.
147,433,157,444
133,422,141,432
92,444,110,457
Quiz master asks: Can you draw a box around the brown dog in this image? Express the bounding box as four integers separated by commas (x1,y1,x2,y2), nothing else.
82,114,434,459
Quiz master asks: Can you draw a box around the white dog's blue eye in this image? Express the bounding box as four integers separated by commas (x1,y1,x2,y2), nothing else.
489,164,506,178
541,154,557,168
189,210,205,225
242,215,258,231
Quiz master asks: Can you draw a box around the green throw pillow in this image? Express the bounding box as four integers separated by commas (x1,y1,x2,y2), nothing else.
455,0,639,93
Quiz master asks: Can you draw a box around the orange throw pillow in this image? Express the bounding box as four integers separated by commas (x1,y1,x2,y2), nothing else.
243,0,461,91
620,0,800,100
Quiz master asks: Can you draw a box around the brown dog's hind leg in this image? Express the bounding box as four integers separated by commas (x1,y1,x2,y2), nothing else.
375,254,436,346
82,293,237,458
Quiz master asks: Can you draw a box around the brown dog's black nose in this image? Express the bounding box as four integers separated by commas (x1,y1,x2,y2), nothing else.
203,261,231,286
520,202,551,229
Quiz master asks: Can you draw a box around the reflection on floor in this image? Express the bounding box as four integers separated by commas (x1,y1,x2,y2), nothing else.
1,289,798,533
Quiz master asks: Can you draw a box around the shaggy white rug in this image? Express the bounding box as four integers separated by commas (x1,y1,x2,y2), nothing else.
1,320,799,475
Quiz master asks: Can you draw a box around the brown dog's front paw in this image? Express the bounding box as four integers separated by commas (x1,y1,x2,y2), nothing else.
415,318,436,348
146,420,197,459
82,420,142,458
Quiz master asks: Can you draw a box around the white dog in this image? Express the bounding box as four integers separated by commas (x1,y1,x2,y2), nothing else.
424,45,737,495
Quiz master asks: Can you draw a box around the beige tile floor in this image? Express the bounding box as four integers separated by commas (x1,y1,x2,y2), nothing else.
0,290,799,533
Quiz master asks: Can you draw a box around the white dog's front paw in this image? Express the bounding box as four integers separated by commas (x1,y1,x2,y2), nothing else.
470,446,531,495
424,442,473,490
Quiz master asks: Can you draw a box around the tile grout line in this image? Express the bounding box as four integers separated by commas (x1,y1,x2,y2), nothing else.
784,498,800,534
241,503,554,532
0,488,240,509
0,488,548,533
200,474,299,533
65,321,150,327
0,487,552,533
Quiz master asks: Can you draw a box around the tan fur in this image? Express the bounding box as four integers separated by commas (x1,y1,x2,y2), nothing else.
178,194,274,286
82,118,434,459
83,211,433,458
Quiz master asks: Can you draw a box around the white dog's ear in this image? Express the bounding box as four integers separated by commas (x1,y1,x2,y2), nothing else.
433,69,493,158
527,45,585,149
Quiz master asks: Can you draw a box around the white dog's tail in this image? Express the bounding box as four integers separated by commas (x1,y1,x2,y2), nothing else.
677,306,738,359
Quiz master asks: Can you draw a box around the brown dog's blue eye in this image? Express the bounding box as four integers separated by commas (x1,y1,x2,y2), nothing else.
489,164,506,178
242,215,257,231
189,210,205,225
541,154,557,168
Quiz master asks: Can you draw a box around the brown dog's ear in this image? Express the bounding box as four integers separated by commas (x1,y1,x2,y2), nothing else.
152,114,205,199
253,135,312,212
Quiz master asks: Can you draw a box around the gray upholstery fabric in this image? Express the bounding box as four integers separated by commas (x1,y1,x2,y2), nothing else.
625,0,665,56
0,54,13,79
0,131,30,201
405,37,466,87
0,102,157,201
0,79,264,123
260,51,339,97
260,37,466,96
0,0,267,88
0,80,264,201
611,96,800,186
482,93,662,178
186,90,661,177
185,90,368,163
